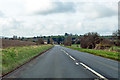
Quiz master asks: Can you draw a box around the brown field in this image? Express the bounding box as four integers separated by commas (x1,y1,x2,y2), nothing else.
0,39,37,49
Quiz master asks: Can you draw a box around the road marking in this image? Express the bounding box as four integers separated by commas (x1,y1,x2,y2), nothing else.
61,49,69,55
75,62,79,65
80,62,108,80
69,55,76,61
61,49,108,80
65,52,69,55
61,49,76,61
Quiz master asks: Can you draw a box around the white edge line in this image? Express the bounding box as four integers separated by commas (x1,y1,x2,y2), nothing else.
80,63,108,80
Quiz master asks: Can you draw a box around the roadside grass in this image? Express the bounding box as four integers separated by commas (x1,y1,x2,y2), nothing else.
71,44,80,48
2,45,54,75
62,45,120,61
109,46,120,52
72,44,120,52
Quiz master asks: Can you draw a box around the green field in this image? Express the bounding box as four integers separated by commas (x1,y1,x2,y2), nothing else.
1,45,54,75
62,45,120,61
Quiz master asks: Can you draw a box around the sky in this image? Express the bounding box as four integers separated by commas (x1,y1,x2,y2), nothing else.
0,0,119,37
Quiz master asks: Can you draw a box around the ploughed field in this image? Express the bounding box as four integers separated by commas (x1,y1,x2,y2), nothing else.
0,39,36,49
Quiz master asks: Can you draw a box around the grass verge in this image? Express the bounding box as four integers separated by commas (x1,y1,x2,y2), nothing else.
61,45,120,61
1,45,54,75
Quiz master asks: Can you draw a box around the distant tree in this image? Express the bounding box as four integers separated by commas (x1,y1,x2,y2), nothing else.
112,29,120,40
64,36,72,46
52,38,57,42
50,38,54,45
37,36,40,38
47,38,50,44
43,36,46,38
118,29,120,40
74,37,81,47
13,35,17,40
18,37,21,40
112,29,120,46
21,37,24,41
57,36,62,44
37,38,44,45
65,33,69,36
5,37,8,39
33,36,36,39
75,34,78,36
80,32,99,49
70,33,73,36
112,31,117,40
80,35,82,36
48,36,51,38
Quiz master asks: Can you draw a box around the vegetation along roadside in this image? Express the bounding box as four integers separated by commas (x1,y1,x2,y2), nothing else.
1,44,54,75
61,45,120,61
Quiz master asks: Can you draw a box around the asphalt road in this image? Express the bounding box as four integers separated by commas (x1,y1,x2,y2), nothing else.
4,45,119,79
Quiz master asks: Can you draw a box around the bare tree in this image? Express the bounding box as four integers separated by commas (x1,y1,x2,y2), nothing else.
112,29,120,40
50,38,54,45
80,32,99,49
74,37,81,47
112,29,120,46
37,38,44,45
95,38,114,50
64,36,72,46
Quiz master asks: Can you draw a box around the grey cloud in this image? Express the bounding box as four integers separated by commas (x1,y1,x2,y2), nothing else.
35,2,76,15
1,18,23,31
81,16,117,35
0,11,4,17
95,5,117,18
77,3,117,19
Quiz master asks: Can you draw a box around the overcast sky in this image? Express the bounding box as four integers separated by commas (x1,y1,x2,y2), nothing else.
0,0,119,37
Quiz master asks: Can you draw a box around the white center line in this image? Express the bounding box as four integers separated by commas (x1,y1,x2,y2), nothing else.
61,49,108,80
75,62,79,65
80,62,108,80
69,55,76,61
61,49,76,61
65,52,69,55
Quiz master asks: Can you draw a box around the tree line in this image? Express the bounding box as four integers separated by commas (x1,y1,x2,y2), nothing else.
3,29,120,50
64,29,120,50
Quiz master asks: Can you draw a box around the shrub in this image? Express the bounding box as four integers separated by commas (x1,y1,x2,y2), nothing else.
80,32,99,49
37,38,44,45
64,36,72,46
50,38,54,45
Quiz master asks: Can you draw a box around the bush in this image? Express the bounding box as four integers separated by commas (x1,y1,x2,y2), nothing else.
64,36,72,46
114,41,120,46
37,38,44,45
95,38,114,50
50,38,54,45
80,32,99,49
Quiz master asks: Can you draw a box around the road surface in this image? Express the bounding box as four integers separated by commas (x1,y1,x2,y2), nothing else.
3,45,119,79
